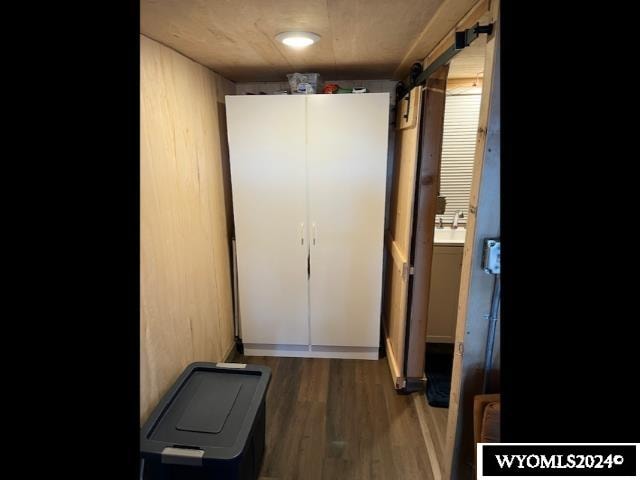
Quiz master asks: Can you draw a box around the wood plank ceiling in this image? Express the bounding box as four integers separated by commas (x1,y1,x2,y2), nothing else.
140,0,457,82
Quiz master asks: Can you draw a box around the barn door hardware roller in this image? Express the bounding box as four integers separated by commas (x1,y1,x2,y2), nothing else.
396,22,494,102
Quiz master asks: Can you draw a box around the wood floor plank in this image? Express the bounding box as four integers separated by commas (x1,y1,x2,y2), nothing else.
234,354,434,480
297,358,330,403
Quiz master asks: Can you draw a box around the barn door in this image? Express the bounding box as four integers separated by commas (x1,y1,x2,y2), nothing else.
383,85,422,389
384,67,449,389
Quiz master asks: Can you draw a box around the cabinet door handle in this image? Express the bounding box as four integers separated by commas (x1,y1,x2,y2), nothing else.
312,223,317,246
299,223,305,246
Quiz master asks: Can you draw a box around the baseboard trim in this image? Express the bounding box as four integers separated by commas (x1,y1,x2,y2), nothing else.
243,343,379,360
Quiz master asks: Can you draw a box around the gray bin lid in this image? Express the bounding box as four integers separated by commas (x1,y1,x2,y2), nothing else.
140,362,271,465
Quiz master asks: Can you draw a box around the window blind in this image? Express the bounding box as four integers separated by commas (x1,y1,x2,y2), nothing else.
438,93,482,226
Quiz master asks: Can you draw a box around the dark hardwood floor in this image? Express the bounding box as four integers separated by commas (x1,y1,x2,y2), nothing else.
231,354,434,480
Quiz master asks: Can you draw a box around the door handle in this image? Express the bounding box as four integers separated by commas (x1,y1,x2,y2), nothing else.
312,223,317,246
299,223,305,246
403,93,410,122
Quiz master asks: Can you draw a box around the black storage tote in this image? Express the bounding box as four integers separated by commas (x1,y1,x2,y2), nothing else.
140,362,271,480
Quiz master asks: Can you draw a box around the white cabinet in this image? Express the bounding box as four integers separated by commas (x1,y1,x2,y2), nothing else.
226,93,389,359
225,96,309,346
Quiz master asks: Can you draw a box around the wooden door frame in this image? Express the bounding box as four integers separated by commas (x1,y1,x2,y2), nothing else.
443,1,500,478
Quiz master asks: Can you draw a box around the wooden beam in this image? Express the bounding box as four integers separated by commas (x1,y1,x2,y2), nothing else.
443,0,500,477
405,66,449,381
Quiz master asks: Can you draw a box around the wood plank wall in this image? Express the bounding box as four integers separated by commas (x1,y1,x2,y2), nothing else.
140,35,236,423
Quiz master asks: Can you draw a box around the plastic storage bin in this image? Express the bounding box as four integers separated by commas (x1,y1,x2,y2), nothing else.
140,362,271,480
287,72,321,94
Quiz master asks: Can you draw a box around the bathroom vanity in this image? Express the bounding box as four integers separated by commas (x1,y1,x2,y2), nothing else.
426,228,465,343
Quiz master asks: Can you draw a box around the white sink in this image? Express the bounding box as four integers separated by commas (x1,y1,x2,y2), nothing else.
434,227,466,245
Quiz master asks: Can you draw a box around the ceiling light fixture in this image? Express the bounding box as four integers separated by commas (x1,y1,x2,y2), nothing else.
276,31,320,48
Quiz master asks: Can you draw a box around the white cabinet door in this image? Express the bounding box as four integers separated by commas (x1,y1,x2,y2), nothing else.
306,94,389,347
226,95,309,345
